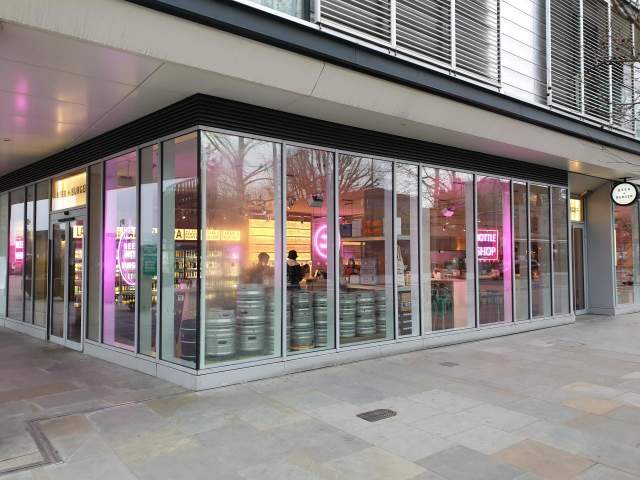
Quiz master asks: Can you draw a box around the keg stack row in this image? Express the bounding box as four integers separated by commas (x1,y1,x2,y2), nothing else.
205,284,273,361
289,291,327,351
340,290,389,340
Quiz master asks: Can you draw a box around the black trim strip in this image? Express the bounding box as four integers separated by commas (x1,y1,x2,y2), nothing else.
124,0,640,158
0,94,567,191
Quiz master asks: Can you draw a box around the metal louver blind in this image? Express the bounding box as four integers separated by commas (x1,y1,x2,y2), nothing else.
455,0,500,81
635,25,640,136
321,0,392,43
396,0,451,65
583,0,610,122
550,0,581,112
610,6,634,130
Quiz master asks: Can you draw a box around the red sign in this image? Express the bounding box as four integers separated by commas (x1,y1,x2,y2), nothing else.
477,229,499,262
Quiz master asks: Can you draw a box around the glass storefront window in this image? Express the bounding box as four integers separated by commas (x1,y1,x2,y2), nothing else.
513,182,529,320
422,168,475,331
24,186,34,324
103,152,137,351
161,133,199,367
139,145,160,357
530,185,552,317
552,187,570,314
200,131,282,366
87,164,103,341
614,204,640,305
396,163,420,337
8,189,25,321
285,146,335,353
339,155,394,344
33,181,49,327
476,176,512,325
0,193,7,317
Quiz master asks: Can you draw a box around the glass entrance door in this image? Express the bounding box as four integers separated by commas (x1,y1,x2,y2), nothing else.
49,211,85,350
572,225,586,314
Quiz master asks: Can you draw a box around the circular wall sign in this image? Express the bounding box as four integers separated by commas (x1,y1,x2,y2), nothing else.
611,182,638,206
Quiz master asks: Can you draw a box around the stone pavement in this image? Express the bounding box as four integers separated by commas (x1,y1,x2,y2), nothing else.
2,313,640,479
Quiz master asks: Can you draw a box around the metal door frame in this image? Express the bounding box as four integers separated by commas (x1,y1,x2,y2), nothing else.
571,223,588,315
48,207,87,351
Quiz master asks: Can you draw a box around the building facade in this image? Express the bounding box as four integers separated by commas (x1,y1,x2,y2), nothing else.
0,0,639,389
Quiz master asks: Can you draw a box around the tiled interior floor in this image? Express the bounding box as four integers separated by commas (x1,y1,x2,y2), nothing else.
2,313,640,479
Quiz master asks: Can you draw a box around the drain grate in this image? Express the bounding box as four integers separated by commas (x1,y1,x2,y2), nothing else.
357,409,397,422
440,362,459,367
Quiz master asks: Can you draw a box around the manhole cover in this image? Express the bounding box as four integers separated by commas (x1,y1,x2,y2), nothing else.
357,409,397,422
440,361,459,367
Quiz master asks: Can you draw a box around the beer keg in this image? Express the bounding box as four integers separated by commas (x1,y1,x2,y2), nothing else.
205,309,236,359
178,318,197,362
239,324,265,353
291,328,314,351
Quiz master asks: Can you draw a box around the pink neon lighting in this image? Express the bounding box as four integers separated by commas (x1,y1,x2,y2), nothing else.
313,223,328,260
477,228,499,262
117,226,137,286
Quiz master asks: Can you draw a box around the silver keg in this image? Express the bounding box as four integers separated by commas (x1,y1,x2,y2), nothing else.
291,328,314,351
237,283,265,299
205,309,236,358
239,324,266,353
314,328,328,347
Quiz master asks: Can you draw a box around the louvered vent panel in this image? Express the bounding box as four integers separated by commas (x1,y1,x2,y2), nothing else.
396,0,451,65
455,0,500,81
321,0,392,43
635,25,640,136
583,0,610,122
550,0,581,111
610,6,634,130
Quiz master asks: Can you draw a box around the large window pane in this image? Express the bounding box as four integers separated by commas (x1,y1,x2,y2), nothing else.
103,152,137,351
614,204,640,305
0,193,7,317
339,155,394,345
552,187,570,314
513,182,529,320
87,164,103,341
285,146,334,353
8,189,25,321
477,176,512,325
530,185,552,317
33,181,49,328
422,168,475,331
139,145,160,357
24,186,34,324
161,133,198,367
396,163,420,337
200,132,282,366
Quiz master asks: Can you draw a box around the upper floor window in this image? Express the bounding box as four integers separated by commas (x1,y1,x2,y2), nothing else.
250,0,308,19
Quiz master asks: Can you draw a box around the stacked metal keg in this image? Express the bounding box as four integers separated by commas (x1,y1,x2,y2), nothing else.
313,293,328,348
290,291,314,351
205,308,236,360
375,290,387,336
265,296,275,353
356,291,376,337
339,292,356,339
398,293,413,336
236,284,266,354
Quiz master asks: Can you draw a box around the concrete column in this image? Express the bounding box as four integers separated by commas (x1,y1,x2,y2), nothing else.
585,181,616,315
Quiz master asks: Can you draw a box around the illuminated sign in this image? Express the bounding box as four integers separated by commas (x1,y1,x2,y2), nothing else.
117,226,137,286
570,198,582,222
313,224,328,260
52,172,87,211
477,229,499,262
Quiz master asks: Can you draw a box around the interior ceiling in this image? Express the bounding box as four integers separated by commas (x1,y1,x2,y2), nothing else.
1,21,639,181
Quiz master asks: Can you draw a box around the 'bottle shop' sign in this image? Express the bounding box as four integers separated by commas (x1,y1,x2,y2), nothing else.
477,229,499,262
